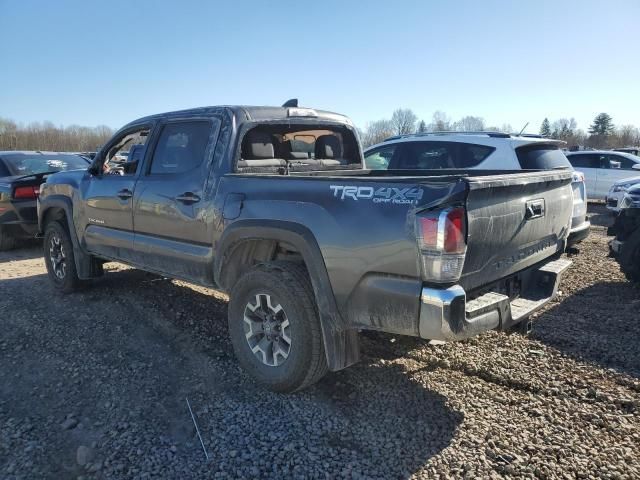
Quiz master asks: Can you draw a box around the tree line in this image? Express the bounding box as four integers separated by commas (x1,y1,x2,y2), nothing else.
0,118,113,152
360,109,640,149
2,110,638,153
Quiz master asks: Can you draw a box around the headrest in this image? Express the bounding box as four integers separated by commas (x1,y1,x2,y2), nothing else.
244,131,274,159
315,135,342,159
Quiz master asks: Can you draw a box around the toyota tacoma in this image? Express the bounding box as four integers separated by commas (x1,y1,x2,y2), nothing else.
38,104,574,392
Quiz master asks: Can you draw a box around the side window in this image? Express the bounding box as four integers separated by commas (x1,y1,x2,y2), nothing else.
609,155,635,170
568,154,599,169
364,145,396,169
104,127,151,175
149,121,211,175
393,142,493,169
0,159,9,177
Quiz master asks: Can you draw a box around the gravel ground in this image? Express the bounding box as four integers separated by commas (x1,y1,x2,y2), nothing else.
1,204,638,479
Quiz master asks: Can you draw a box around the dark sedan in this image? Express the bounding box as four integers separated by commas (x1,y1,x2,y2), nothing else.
0,151,88,250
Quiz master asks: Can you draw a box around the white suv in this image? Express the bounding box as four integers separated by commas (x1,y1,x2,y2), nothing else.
364,132,590,247
564,150,640,202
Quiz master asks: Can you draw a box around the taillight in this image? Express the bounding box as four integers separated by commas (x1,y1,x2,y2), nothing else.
13,185,39,199
416,207,467,283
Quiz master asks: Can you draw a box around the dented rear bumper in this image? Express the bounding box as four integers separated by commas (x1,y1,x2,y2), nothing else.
418,257,571,341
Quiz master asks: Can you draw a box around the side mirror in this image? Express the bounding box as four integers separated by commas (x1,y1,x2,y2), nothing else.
633,163,640,170
610,160,621,169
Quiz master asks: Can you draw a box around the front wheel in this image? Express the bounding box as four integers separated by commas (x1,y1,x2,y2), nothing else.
228,262,328,393
43,221,83,293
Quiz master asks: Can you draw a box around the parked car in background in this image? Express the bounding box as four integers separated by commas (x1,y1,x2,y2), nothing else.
609,183,640,282
364,132,590,247
614,147,640,157
565,150,640,200
0,151,89,250
38,106,575,392
605,176,640,212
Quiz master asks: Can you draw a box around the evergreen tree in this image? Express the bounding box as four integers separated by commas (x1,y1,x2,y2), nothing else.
417,120,427,133
588,113,614,136
540,118,551,137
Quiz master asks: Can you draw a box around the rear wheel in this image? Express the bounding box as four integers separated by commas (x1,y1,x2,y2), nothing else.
43,221,83,293
618,231,640,284
228,261,328,392
0,226,16,251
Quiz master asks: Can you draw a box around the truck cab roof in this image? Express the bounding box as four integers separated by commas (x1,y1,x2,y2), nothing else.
123,105,354,130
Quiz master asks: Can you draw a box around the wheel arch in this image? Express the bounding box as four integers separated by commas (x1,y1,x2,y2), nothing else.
216,220,360,371
39,195,99,279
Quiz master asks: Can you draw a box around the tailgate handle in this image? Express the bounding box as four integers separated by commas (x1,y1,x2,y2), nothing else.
525,199,545,220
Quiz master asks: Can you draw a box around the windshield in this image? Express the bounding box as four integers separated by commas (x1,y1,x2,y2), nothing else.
2,153,88,176
515,144,572,170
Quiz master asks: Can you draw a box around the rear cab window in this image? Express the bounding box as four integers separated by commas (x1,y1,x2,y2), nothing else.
516,144,571,170
236,124,361,173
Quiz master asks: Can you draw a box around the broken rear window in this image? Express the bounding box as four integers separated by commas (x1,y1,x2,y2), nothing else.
237,124,361,172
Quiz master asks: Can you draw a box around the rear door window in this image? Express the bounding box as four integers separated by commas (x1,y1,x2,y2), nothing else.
516,144,571,170
389,142,494,169
149,121,211,175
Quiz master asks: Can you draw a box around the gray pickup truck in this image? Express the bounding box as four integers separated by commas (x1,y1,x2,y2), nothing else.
38,105,573,392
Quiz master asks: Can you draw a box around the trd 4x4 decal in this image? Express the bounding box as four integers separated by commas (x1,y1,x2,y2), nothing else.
330,185,424,205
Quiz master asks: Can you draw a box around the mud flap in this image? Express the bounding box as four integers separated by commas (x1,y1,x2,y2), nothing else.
320,325,360,372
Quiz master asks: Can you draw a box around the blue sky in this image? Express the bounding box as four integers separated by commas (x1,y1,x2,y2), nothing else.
0,0,638,133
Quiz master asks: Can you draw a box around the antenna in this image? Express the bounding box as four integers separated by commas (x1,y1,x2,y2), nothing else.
282,98,298,108
517,122,529,136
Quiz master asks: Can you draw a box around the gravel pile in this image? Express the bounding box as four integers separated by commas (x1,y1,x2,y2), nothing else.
1,206,638,479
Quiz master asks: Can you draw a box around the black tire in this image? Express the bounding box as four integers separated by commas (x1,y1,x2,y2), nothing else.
0,226,16,251
43,221,83,293
228,261,328,393
618,231,640,284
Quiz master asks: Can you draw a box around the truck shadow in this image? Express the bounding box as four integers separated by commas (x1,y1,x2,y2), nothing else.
532,280,640,378
0,243,42,263
0,267,460,478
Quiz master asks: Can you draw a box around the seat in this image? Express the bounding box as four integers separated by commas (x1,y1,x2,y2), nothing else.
238,131,286,168
314,135,343,165
281,140,310,160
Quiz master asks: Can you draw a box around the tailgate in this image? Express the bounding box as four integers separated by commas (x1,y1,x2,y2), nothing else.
459,170,573,291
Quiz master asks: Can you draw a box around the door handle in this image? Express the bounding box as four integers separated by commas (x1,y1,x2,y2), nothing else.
117,189,133,200
175,192,201,204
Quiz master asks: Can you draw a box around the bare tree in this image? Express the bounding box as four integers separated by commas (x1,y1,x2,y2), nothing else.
361,119,395,148
428,111,451,132
453,116,485,132
0,117,113,152
390,108,417,136
613,125,640,148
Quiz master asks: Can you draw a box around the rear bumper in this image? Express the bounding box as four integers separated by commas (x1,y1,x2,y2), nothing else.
567,220,591,246
418,257,571,341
